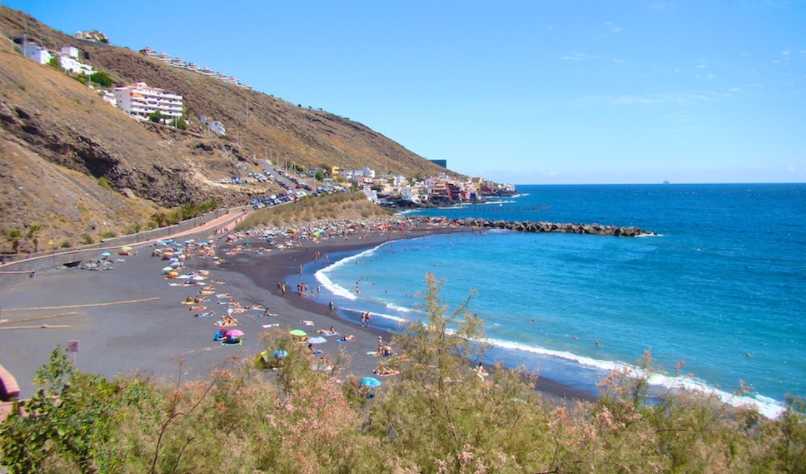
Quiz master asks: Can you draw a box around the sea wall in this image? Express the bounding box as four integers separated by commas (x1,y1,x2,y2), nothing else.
426,217,653,237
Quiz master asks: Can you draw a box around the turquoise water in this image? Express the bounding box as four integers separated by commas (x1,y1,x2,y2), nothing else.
316,184,806,416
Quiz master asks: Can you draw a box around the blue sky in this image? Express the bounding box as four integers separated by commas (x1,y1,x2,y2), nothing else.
9,1,806,184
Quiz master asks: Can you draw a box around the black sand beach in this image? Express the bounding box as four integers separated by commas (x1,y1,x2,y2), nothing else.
0,226,591,403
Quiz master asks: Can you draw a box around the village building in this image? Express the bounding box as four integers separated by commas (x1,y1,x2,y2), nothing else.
113,82,183,123
22,41,52,64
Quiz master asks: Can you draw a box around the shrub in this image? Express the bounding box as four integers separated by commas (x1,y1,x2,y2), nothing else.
60,240,72,249
147,111,163,123
88,70,113,87
96,176,113,189
170,116,187,130
80,233,94,245
47,56,60,69
99,230,117,239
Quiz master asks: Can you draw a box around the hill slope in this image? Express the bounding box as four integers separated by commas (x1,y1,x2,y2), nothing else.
0,6,446,250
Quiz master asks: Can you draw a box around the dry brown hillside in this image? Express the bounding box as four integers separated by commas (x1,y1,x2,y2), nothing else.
0,6,446,251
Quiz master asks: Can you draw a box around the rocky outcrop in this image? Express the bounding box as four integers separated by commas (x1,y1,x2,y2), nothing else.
419,217,654,237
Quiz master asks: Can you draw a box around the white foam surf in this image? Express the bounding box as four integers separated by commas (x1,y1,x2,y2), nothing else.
479,336,785,419
342,307,409,324
314,242,394,301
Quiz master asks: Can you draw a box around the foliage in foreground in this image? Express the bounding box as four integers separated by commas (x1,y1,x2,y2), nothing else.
2,275,805,473
237,191,391,231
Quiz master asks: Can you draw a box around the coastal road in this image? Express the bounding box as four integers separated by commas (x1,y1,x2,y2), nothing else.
0,207,249,274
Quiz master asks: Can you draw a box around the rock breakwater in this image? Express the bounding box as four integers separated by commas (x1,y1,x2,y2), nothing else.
419,217,654,237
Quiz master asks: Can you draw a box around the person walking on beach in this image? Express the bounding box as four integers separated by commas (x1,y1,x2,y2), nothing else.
329,301,336,312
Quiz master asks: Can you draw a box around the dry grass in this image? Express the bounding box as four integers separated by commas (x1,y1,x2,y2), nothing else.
237,192,391,231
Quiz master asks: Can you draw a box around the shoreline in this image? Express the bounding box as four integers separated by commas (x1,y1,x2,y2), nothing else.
218,228,596,403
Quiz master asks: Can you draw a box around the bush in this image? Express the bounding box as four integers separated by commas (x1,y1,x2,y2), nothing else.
147,111,163,123
60,240,72,249
99,230,117,239
170,116,187,130
149,199,217,228
1,279,805,472
47,56,60,69
96,176,113,189
88,70,113,87
80,233,94,245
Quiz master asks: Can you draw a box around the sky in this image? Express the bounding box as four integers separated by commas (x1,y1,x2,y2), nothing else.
8,0,806,184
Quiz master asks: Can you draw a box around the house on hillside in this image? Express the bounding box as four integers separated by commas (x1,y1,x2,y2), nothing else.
22,41,52,64
58,51,93,75
113,82,183,123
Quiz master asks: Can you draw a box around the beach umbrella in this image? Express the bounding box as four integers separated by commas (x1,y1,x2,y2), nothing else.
225,329,245,337
100,251,112,258
308,336,327,345
161,266,173,274
289,329,307,337
272,349,288,359
360,376,382,389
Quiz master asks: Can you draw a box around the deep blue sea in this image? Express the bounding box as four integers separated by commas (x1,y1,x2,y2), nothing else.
312,184,806,417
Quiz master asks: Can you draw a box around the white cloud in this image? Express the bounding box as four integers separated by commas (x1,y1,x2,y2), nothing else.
604,21,623,34
579,88,739,107
560,52,593,62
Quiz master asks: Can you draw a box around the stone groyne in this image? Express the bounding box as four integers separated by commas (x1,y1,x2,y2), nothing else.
422,217,655,237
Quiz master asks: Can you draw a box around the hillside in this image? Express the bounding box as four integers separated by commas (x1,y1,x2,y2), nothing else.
0,6,446,250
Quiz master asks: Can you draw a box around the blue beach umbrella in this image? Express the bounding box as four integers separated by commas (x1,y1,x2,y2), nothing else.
360,376,382,389
272,349,288,359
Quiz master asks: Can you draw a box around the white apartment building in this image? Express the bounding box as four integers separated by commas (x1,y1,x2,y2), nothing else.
113,82,183,123
22,41,52,64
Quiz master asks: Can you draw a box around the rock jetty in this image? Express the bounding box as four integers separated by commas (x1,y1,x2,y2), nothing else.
421,217,654,237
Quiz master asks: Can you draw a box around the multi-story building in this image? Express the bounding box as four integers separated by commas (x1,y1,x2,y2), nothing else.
22,41,52,64
113,82,183,123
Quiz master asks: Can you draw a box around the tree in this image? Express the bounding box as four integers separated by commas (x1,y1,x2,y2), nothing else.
5,228,22,253
47,56,60,70
148,111,163,123
315,170,325,181
26,224,42,253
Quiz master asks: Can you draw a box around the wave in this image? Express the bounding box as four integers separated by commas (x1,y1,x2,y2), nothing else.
480,200,516,205
313,237,786,419
341,307,409,324
314,242,393,301
385,302,419,313
479,336,785,419
511,193,530,198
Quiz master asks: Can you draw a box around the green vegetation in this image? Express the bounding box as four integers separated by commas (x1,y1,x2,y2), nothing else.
96,176,113,189
237,192,390,230
1,275,804,473
46,56,59,70
80,234,94,245
26,224,42,252
147,111,163,123
169,116,187,130
88,71,113,88
149,199,217,229
59,240,72,249
99,230,117,240
314,169,325,181
4,228,22,253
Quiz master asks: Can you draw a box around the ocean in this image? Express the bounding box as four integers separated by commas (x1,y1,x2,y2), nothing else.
311,184,806,417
